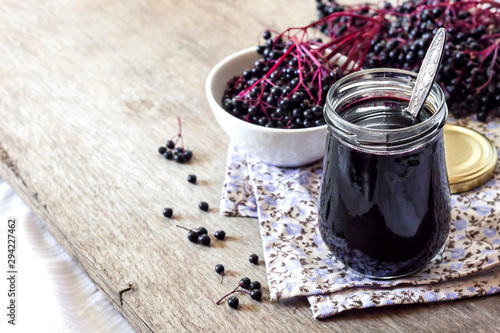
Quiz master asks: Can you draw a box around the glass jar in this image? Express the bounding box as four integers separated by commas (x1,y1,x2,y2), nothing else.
319,68,451,279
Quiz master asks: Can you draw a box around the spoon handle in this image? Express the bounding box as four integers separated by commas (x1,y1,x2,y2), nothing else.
407,28,447,118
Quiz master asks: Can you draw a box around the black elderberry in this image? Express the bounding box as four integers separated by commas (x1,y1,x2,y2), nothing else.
279,97,291,109
249,254,259,265
405,51,416,64
187,174,197,184
198,201,209,211
250,281,261,290
303,109,314,119
247,106,259,116
187,231,199,243
214,230,226,240
215,264,225,274
162,208,173,218
166,140,175,149
239,277,251,289
158,146,167,155
215,264,225,282
174,153,185,164
258,117,269,126
312,105,323,116
184,150,193,161
251,67,262,78
228,296,239,309
250,289,263,301
163,150,173,160
315,119,326,126
262,30,271,40
196,227,208,235
198,234,211,246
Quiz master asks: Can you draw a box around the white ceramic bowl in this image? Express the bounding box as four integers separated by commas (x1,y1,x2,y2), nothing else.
205,47,327,167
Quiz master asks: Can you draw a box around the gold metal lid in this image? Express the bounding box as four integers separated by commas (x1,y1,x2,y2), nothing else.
444,124,497,194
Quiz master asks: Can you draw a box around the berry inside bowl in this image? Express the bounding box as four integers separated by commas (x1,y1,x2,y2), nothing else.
205,47,328,167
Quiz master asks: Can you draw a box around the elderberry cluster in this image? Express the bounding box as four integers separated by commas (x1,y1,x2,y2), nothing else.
217,277,263,309
158,141,193,164
222,30,343,129
158,117,194,163
176,225,226,247
316,0,500,121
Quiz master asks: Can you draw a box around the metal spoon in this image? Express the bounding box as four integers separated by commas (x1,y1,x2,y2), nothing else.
407,28,447,118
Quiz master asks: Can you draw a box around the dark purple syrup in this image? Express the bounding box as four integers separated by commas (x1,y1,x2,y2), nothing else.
319,97,451,278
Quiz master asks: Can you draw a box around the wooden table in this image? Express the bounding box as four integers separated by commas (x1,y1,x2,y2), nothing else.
0,0,498,332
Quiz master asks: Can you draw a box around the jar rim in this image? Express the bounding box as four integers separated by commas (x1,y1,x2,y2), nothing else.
325,68,447,138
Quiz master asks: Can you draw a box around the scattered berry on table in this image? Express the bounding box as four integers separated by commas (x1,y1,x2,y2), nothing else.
166,140,175,149
198,201,209,211
239,277,251,289
187,174,197,184
227,296,239,309
184,150,193,161
187,230,199,243
250,289,262,301
250,281,261,290
215,264,225,283
188,175,196,184
198,234,211,246
196,227,208,235
162,208,173,218
249,254,259,265
215,264,225,274
214,230,226,240
163,150,173,160
174,153,185,164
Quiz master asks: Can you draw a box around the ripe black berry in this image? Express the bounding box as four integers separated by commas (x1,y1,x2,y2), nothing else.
249,254,259,265
196,227,208,235
239,277,251,289
215,263,225,283
184,150,193,161
174,153,185,163
228,296,239,309
166,140,175,149
187,231,199,243
187,174,197,184
162,208,173,218
158,146,167,155
163,150,173,160
250,289,262,301
262,30,271,40
214,230,226,240
250,281,261,290
198,201,209,211
215,264,225,274
198,234,211,246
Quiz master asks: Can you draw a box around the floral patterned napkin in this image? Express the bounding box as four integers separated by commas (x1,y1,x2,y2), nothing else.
220,118,500,319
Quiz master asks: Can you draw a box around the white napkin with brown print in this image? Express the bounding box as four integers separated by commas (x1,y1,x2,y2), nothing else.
220,117,500,319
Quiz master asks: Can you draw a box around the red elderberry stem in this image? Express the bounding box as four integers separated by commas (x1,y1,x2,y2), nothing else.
216,284,242,305
175,225,192,232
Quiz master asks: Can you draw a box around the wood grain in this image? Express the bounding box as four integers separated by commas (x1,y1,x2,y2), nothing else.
0,0,498,332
